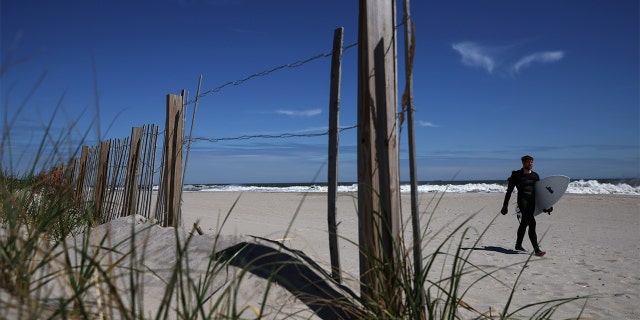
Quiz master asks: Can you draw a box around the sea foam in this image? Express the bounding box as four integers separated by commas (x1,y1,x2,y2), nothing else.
181,179,639,195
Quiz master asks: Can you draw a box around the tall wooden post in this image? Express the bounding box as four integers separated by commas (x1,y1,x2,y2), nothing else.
327,27,344,283
122,127,143,217
162,94,184,227
357,0,401,312
402,0,426,317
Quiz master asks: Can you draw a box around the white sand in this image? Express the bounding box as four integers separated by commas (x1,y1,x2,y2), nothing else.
4,192,636,319
180,192,639,319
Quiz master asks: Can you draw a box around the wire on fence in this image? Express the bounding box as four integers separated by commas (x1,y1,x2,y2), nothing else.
187,125,358,143
185,17,417,106
186,42,358,105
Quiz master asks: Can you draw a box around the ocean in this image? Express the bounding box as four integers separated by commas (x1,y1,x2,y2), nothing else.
181,179,640,195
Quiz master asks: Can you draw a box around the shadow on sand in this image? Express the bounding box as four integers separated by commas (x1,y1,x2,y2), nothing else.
214,236,363,320
461,245,525,255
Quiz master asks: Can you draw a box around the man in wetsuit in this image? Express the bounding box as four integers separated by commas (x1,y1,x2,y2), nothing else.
501,155,547,257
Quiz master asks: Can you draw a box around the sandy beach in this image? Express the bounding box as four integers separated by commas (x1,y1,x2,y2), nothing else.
178,191,639,319
4,192,636,319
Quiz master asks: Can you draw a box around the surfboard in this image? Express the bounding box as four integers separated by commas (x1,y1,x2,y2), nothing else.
534,175,570,216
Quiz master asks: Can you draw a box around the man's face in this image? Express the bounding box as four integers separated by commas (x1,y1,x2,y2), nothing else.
522,159,534,170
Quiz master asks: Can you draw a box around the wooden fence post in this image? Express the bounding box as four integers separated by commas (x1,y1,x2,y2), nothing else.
142,124,159,221
327,26,344,283
65,157,76,190
401,0,426,317
94,141,110,222
75,146,88,202
162,94,184,227
122,127,143,217
357,0,401,313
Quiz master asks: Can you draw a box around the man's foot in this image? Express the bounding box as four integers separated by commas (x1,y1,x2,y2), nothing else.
515,246,527,252
535,251,546,257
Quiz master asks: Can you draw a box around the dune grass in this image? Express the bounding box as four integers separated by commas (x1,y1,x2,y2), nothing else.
1,69,588,320
1,165,590,319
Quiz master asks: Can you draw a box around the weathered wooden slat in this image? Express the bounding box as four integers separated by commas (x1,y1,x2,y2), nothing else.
94,141,110,222
162,94,184,227
327,27,345,284
122,127,143,217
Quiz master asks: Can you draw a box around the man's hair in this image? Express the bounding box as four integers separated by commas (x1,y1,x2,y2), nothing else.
521,155,534,162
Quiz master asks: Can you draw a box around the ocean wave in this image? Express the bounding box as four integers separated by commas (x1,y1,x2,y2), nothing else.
566,180,639,195
179,179,639,195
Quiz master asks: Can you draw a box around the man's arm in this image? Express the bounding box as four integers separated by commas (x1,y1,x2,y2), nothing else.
501,174,516,214
503,175,515,207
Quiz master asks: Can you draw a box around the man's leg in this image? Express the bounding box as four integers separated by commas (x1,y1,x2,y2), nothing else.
516,218,527,251
528,217,540,252
516,199,533,251
527,217,546,256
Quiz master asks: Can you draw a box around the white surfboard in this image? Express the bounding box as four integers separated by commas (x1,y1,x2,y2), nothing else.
534,175,570,216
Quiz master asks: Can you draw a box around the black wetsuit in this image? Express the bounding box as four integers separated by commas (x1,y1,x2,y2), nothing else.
503,169,541,252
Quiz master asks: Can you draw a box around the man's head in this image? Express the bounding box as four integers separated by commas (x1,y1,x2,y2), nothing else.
521,155,534,171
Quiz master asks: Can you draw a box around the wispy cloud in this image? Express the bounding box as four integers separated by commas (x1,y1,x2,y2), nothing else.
419,120,438,128
452,41,564,75
276,108,322,117
513,51,564,72
451,42,496,73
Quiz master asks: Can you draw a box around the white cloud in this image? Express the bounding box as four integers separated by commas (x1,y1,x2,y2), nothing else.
276,109,322,117
419,120,438,128
513,51,564,72
452,41,565,75
451,42,496,74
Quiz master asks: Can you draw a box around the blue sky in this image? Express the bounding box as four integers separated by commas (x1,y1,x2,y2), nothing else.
2,0,638,183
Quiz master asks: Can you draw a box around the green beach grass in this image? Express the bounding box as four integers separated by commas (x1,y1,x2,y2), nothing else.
1,69,588,319
1,168,590,319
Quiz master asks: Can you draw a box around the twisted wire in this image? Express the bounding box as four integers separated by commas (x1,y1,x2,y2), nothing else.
186,42,357,105
187,125,357,143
